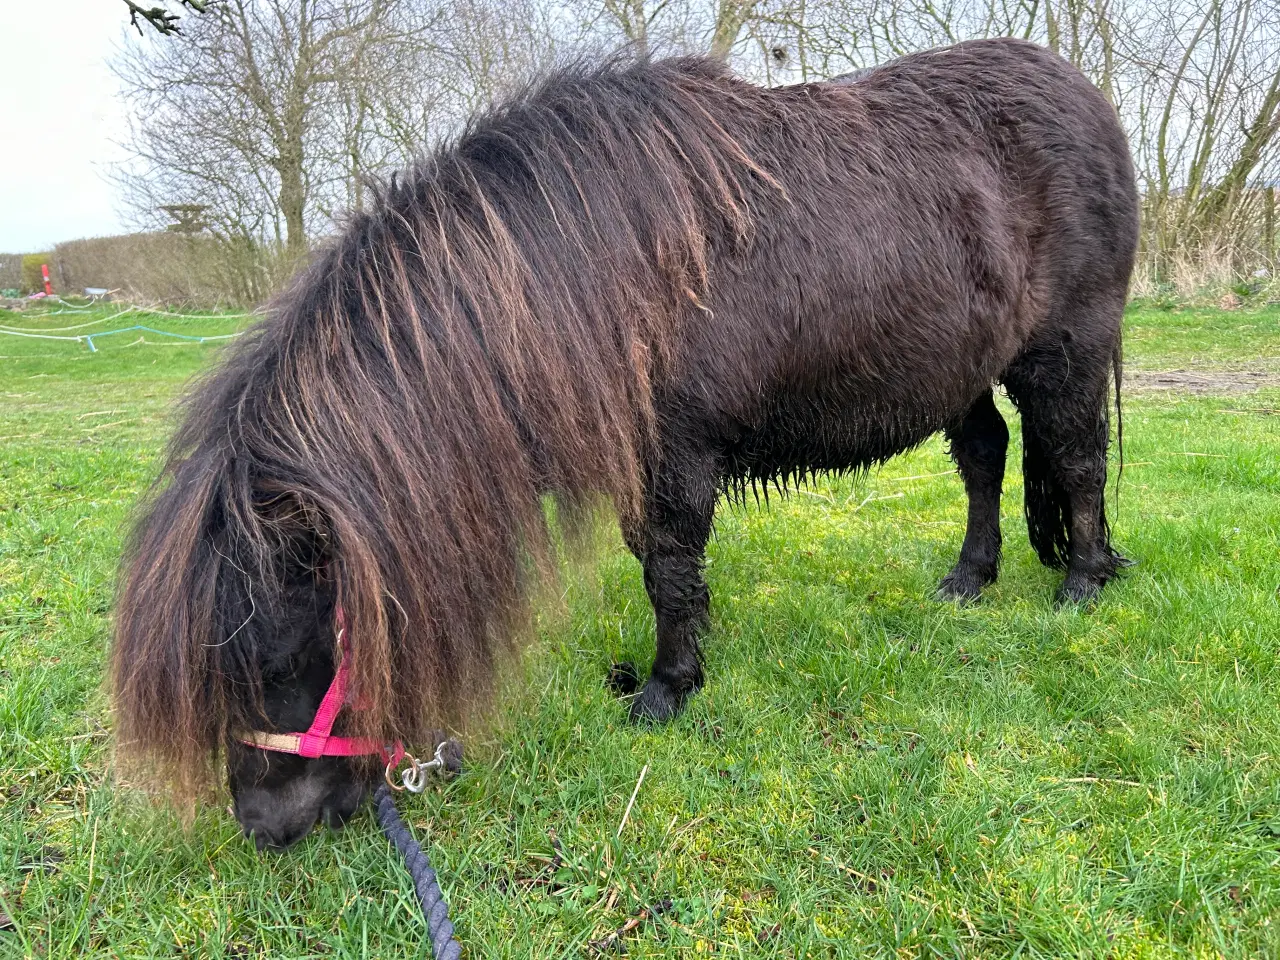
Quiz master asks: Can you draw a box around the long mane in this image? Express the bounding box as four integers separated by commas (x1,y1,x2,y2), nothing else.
112,54,783,795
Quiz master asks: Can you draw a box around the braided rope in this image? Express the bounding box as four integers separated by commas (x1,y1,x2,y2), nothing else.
374,784,463,960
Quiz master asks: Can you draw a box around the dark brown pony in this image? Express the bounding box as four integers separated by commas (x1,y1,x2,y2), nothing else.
113,38,1138,849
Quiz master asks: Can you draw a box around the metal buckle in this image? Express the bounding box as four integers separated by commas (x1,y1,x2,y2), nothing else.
385,741,449,794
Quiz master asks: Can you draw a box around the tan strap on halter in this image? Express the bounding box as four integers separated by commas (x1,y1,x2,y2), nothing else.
239,730,303,753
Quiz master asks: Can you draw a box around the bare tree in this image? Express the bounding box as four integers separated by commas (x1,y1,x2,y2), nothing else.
119,1,400,260
116,0,1280,302
115,0,555,300
709,0,759,57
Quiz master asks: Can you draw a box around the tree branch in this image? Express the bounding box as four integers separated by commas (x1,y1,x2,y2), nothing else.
122,0,213,37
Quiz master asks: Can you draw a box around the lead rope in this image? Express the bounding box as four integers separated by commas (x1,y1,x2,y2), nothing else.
374,738,465,960
374,784,463,960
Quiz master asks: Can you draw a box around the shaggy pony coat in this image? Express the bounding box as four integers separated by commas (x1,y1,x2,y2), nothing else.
114,38,1137,798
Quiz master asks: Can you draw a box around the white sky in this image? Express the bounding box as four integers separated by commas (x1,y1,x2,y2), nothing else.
0,0,135,252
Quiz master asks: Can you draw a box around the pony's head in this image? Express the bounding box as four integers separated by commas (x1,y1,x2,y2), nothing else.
113,421,378,849
220,573,369,853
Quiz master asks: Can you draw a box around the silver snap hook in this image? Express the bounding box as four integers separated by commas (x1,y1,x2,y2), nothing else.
400,741,450,793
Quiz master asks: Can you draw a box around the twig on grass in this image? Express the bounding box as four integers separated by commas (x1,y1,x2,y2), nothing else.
798,489,833,503
617,764,648,838
1055,776,1144,788
886,469,956,484
586,899,673,954
849,491,906,512
84,419,136,433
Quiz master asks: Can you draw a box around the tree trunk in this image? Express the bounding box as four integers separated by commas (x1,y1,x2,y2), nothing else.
602,0,649,54
710,0,755,60
1045,0,1060,55
1266,187,1276,267
1094,0,1115,106
277,135,308,258
1194,66,1280,234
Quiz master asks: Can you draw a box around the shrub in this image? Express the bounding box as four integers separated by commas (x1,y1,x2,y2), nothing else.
51,232,292,307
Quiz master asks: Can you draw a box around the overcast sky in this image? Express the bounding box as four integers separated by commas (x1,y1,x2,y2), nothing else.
0,0,135,253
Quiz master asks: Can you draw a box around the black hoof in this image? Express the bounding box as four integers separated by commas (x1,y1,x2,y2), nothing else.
607,661,641,696
628,677,688,724
936,565,995,604
1055,576,1105,607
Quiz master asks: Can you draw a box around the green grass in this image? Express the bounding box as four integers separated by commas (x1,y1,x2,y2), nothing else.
2,302,1279,958
1125,303,1280,370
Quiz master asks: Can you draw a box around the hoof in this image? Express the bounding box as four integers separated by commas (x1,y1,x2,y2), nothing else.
1055,575,1105,607
607,661,641,696
628,677,688,724
936,565,995,604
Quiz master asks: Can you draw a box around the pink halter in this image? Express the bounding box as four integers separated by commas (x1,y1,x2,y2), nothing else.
239,608,406,774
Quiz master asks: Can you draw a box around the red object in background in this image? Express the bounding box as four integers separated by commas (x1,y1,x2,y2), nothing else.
41,264,52,296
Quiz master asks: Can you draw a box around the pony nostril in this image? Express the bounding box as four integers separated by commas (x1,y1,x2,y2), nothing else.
246,820,312,853
321,805,349,831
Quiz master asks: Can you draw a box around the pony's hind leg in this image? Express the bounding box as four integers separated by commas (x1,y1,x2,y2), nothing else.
938,388,1009,602
1005,321,1121,604
624,447,719,723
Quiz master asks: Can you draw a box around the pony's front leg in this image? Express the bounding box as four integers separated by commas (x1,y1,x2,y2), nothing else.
632,546,711,722
627,450,718,723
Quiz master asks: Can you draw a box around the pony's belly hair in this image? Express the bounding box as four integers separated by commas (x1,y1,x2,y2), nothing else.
720,388,957,489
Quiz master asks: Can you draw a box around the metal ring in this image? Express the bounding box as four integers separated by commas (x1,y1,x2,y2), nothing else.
384,751,419,792
384,760,405,791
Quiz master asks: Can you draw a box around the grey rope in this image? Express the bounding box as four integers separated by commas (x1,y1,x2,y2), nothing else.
375,782,463,960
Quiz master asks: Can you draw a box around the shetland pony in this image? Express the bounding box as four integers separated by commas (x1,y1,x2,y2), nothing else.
113,38,1137,849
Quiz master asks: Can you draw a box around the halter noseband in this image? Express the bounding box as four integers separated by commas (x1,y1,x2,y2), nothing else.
239,608,412,789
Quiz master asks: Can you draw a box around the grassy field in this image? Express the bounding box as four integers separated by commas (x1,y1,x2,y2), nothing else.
1,300,1278,959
